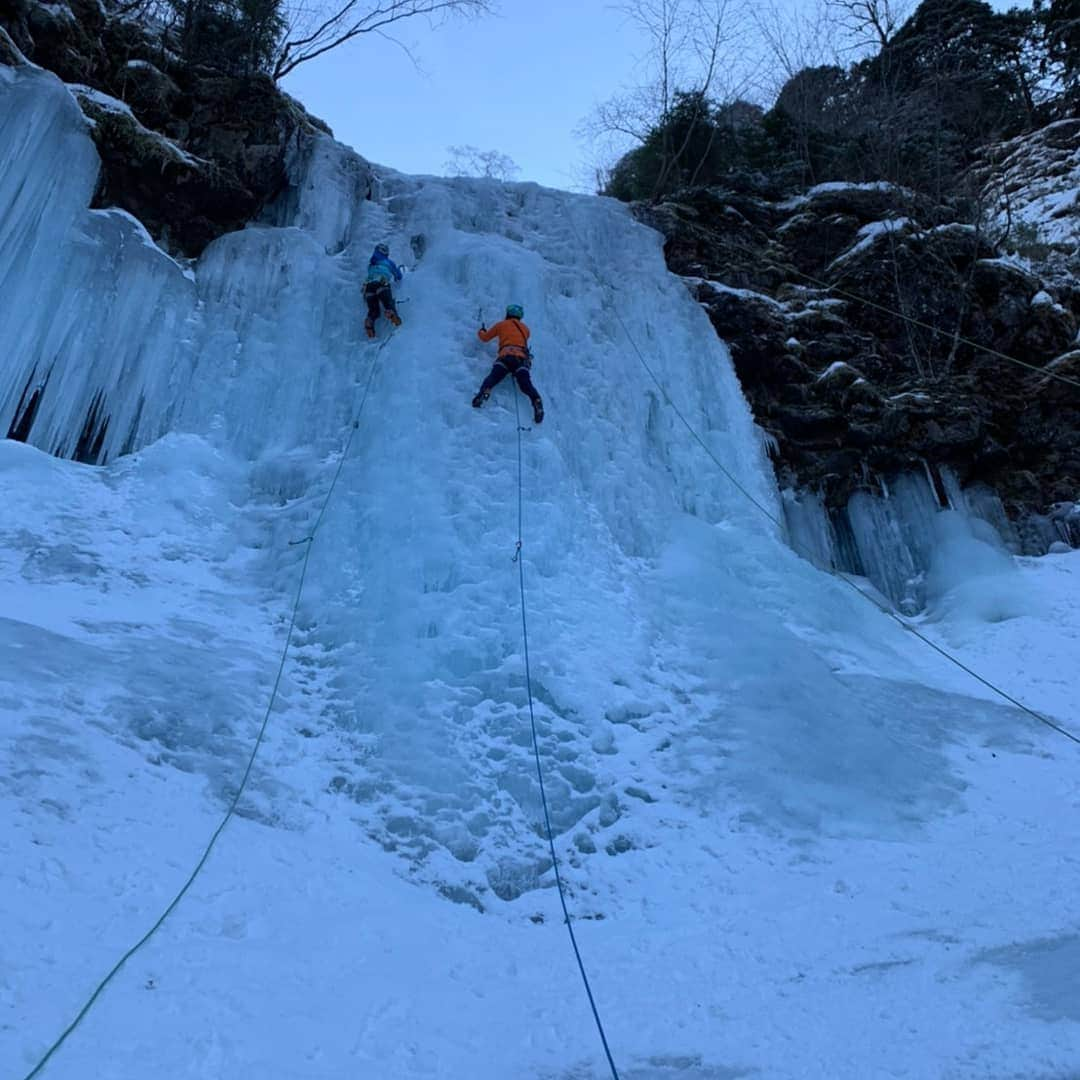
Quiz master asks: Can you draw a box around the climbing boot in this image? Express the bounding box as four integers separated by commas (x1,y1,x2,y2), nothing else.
364,319,375,339
472,391,489,409
386,310,402,327
532,397,544,425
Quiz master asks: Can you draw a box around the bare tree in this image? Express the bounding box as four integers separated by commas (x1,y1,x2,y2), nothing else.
580,0,751,196
826,0,911,52
622,0,695,123
444,145,520,181
274,0,492,80
579,0,695,158
649,1,734,194
750,0,839,183
751,0,836,95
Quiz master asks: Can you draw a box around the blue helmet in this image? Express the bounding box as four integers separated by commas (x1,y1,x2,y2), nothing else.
375,242,390,256
506,303,524,319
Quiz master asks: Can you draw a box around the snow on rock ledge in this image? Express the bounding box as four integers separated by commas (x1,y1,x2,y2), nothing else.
977,119,1080,252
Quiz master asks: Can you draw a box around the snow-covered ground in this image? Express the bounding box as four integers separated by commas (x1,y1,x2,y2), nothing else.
3,60,1079,1080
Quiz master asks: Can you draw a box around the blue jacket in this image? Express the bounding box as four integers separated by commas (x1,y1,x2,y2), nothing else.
366,250,402,285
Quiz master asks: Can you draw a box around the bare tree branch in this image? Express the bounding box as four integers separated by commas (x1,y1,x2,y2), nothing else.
751,0,839,184
653,0,744,196
751,0,835,94
616,0,695,118
274,0,492,80
444,144,520,181
582,0,751,195
826,0,911,53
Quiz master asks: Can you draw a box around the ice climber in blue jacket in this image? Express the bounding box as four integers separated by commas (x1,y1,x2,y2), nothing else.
364,242,403,338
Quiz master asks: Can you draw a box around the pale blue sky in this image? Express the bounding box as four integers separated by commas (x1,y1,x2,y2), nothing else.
283,0,644,190
283,0,1032,192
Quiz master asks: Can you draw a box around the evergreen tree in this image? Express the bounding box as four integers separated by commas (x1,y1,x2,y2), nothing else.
174,0,285,75
1042,0,1080,106
847,0,1038,195
603,94,774,201
765,65,856,185
604,0,1063,204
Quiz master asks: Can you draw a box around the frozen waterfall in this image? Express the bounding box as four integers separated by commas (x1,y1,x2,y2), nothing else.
4,58,1080,1080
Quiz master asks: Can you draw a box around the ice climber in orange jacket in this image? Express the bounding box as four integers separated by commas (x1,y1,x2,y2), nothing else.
472,303,544,424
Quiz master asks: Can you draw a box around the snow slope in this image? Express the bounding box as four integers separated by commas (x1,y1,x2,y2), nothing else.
2,60,1080,1080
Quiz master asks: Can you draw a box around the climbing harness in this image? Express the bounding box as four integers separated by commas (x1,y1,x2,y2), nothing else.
503,317,532,361
511,390,621,1080
20,332,393,1080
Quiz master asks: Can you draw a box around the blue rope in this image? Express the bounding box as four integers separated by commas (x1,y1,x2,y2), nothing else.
20,333,391,1080
511,390,621,1080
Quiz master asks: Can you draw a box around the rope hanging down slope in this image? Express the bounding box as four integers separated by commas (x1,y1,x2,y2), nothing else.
565,212,1078,747
20,334,391,1080
768,255,1080,391
609,295,1080,747
698,229,1080,390
511,390,622,1080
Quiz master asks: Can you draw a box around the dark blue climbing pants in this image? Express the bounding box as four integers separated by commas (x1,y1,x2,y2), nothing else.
364,281,396,321
480,355,541,406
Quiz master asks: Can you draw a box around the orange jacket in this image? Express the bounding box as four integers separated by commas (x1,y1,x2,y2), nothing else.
479,318,531,360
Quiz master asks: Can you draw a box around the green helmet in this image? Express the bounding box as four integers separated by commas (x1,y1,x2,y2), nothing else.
506,303,524,319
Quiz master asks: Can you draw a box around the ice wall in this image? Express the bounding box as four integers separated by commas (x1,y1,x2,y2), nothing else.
0,65,197,461
0,60,777,505
3,55,1043,915
2,57,812,906
2,59,1052,625
782,467,1030,613
0,60,388,466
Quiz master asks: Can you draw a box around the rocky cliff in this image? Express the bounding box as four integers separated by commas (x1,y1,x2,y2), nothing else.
1,0,331,257
637,141,1080,553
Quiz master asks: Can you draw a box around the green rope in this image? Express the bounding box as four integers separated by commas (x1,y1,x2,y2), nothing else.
785,261,1080,391
20,334,389,1080
568,211,1079,748
620,285,1079,745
